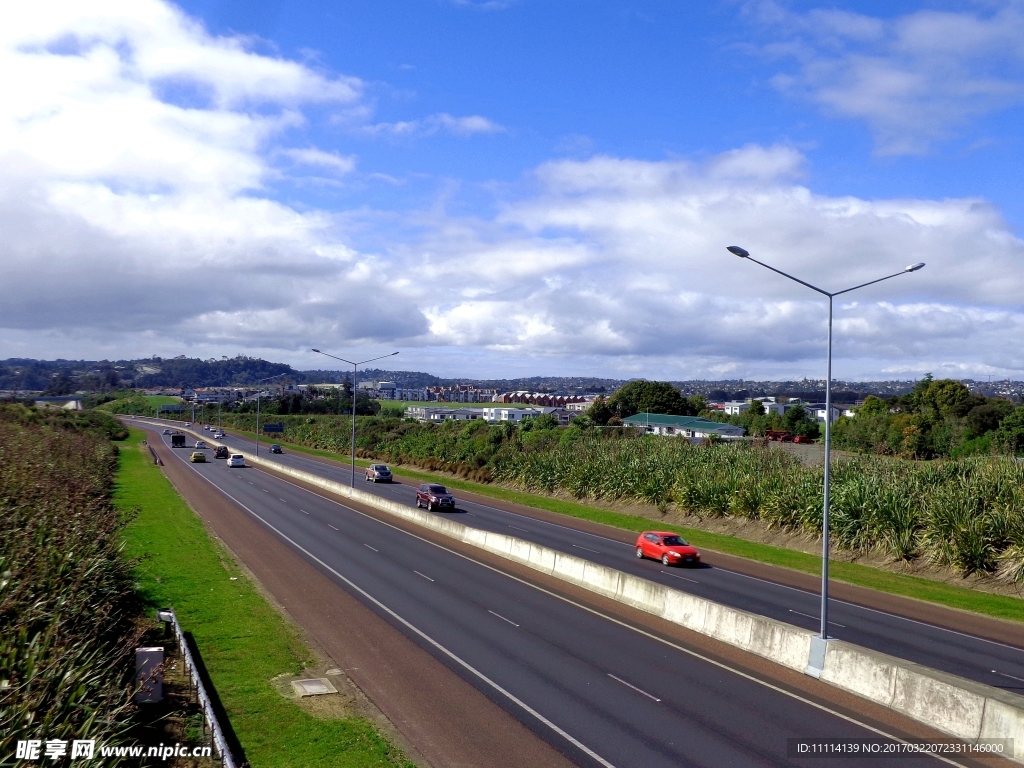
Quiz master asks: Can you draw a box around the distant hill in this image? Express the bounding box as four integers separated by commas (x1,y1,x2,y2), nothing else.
2,357,1021,400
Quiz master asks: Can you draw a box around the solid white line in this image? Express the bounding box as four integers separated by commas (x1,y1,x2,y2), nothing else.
414,570,435,582
198,452,962,767
608,673,660,702
488,610,519,627
162,461,617,767
364,544,379,552
790,609,846,628
661,571,699,584
572,544,600,554
328,524,339,531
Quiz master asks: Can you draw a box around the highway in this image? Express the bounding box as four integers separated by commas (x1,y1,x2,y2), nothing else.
150,423,955,768
156,418,1024,695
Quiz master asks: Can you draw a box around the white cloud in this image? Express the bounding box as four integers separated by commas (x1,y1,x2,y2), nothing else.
280,147,356,175
744,1,1024,154
360,112,505,138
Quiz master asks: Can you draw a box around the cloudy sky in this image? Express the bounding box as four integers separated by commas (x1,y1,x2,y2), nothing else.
3,0,1024,381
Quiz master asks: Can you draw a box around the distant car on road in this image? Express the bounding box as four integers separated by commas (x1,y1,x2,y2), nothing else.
213,431,225,439
365,464,393,483
162,428,172,435
416,483,455,511
185,422,192,427
171,434,186,448
195,440,207,449
227,454,245,468
269,444,283,454
635,531,700,567
214,446,229,459
189,452,207,463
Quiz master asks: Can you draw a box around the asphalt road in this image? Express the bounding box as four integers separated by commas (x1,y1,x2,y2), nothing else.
151,424,966,768
164,418,1024,695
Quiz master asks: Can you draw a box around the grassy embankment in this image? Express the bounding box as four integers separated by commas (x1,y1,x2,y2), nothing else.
216,424,1024,625
115,429,413,768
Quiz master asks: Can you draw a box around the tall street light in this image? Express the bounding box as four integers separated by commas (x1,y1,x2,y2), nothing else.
726,245,924,654
312,349,399,487
253,373,288,456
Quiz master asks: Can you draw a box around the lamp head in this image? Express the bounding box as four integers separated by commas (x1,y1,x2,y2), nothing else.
905,262,925,272
727,246,750,258
312,348,321,353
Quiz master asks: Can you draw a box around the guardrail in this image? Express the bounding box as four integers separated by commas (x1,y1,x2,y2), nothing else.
159,608,236,768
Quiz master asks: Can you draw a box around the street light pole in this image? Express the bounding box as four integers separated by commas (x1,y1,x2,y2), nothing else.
726,246,924,643
252,373,288,456
312,349,399,487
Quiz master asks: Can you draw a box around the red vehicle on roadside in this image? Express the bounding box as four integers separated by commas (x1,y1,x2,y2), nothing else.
635,531,701,567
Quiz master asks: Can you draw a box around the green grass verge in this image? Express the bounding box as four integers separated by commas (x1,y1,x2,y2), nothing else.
223,428,1024,625
115,429,413,768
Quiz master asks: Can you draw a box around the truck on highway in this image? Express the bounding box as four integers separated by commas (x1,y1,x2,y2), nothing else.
171,434,186,448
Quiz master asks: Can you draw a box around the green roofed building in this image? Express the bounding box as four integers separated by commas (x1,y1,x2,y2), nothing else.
621,413,745,440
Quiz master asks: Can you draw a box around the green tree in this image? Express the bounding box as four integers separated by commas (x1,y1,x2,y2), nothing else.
996,406,1024,455
605,381,693,419
586,395,613,426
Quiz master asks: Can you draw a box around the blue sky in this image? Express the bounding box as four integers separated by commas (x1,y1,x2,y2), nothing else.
2,1,1024,380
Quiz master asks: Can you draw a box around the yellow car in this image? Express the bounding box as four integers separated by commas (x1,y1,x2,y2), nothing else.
189,451,207,463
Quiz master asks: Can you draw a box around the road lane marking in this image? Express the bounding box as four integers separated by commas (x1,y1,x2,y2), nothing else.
790,609,845,628
279,498,287,502
364,544,379,552
218,461,966,767
992,669,1024,684
328,524,339,531
572,544,600,554
488,610,519,627
661,571,699,583
414,570,434,582
608,673,660,702
509,525,530,532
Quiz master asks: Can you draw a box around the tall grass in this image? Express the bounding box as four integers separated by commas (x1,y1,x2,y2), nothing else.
492,436,1024,582
0,406,142,755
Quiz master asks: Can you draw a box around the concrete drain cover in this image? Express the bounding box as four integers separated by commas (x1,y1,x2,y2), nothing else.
292,678,338,697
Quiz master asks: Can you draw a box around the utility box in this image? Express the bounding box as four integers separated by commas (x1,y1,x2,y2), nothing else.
135,647,164,703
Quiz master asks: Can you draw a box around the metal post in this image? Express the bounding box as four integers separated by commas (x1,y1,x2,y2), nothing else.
724,246,924,645
351,364,357,487
255,391,261,457
821,296,833,640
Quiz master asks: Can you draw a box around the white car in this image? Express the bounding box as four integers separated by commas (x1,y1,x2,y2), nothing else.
195,440,207,449
227,454,245,468
185,422,192,426
213,432,225,439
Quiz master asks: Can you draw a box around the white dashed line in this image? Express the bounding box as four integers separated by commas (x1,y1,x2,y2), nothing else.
572,544,600,554
364,544,379,552
414,570,434,582
328,524,339,531
661,571,700,583
790,609,845,628
488,610,519,627
608,674,660,702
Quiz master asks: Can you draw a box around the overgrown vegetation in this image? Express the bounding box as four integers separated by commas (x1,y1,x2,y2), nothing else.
0,404,140,757
493,435,1024,581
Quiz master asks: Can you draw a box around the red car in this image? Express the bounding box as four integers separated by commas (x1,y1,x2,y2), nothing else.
415,483,455,511
635,531,700,567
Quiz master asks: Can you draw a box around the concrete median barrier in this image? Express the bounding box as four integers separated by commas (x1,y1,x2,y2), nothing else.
143,419,1024,762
